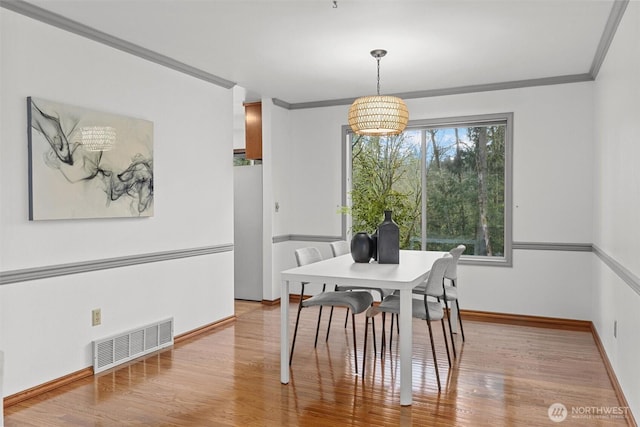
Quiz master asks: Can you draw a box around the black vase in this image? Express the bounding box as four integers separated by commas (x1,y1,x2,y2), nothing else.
377,210,399,264
350,232,373,263
370,230,378,261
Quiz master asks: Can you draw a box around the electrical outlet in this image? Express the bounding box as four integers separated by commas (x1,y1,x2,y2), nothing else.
92,308,101,326
614,320,617,338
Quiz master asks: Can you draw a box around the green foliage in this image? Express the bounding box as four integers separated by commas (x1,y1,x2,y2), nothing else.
350,125,505,256
350,134,421,248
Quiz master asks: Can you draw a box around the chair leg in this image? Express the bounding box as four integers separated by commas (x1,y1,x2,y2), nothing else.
388,314,399,353
326,306,335,342
451,278,465,342
381,312,386,357
443,298,457,358
456,300,465,342
389,313,395,352
351,313,358,374
289,301,304,366
440,318,452,367
426,321,441,391
362,316,369,378
314,306,324,348
371,315,377,355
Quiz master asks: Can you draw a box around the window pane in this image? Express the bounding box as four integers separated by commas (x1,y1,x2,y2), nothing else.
348,116,508,260
424,125,505,256
350,133,422,250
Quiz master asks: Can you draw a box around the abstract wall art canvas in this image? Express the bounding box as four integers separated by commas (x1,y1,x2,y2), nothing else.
27,97,154,220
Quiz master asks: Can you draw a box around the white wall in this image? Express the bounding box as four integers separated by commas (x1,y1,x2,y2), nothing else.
593,1,640,416
260,99,274,301
0,10,234,396
234,165,263,301
264,101,294,300
274,82,595,319
270,103,292,239
288,107,346,237
232,86,247,150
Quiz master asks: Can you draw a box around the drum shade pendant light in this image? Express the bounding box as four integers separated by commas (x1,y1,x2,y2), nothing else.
348,49,409,136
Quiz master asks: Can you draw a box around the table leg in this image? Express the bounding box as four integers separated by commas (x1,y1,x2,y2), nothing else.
281,279,290,384
399,288,413,405
450,303,458,333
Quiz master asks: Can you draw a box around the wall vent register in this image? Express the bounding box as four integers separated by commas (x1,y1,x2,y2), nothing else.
93,318,174,373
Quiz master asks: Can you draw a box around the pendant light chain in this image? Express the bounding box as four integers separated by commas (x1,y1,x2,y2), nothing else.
376,56,381,96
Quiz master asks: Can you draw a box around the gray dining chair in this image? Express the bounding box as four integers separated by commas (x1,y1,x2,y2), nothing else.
415,245,466,357
329,240,350,258
329,240,396,356
328,240,383,354
364,254,453,390
289,247,374,374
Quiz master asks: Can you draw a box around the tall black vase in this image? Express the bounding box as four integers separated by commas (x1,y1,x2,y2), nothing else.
371,230,378,261
377,210,399,264
350,232,373,263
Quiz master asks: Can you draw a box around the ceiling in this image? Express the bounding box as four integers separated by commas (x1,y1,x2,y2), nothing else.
13,0,618,106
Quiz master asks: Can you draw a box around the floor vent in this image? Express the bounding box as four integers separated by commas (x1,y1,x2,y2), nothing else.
93,318,174,374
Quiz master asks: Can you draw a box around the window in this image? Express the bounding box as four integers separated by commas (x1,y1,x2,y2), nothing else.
234,149,262,166
344,113,512,265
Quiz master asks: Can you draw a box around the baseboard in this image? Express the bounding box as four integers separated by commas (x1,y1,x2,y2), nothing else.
286,300,592,331
590,324,638,427
174,315,236,344
289,294,303,303
3,315,237,410
460,309,592,331
3,367,93,408
261,298,281,306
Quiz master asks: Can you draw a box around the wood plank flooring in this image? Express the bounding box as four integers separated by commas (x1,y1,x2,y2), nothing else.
4,300,632,426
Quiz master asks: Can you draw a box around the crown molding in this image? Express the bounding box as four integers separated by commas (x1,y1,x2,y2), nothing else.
272,98,292,109
0,0,236,89
275,0,628,110
281,74,594,110
2,0,627,105
590,0,630,79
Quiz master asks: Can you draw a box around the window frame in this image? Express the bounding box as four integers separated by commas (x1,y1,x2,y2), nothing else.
342,112,513,267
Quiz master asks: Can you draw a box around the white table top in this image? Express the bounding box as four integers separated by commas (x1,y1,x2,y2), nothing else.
281,250,447,289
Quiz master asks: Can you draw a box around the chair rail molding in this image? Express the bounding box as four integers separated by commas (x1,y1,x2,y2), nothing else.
0,244,234,285
512,241,592,251
272,234,342,244
592,244,640,297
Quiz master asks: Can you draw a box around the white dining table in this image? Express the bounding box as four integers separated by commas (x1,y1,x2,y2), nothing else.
280,249,447,406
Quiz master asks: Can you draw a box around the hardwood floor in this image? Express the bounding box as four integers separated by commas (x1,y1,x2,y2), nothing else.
4,300,633,426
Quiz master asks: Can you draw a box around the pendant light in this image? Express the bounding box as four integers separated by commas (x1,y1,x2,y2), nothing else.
348,49,409,136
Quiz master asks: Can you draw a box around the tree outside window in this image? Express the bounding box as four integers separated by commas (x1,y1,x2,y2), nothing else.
347,113,511,261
